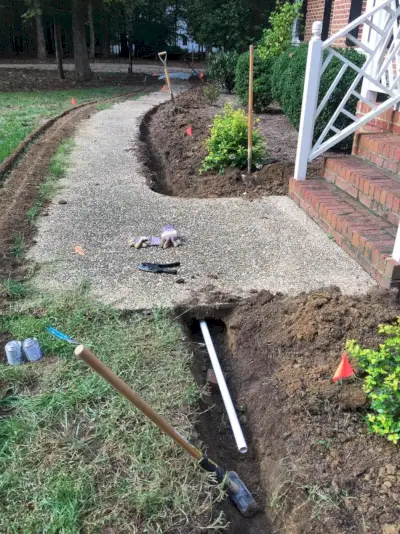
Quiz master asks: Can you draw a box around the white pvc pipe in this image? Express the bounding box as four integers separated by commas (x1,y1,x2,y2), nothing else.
199,320,248,454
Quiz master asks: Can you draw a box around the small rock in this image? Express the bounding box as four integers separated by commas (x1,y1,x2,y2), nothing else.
381,525,400,534
386,464,396,475
42,211,49,216
207,274,218,280
176,278,185,284
58,199,67,205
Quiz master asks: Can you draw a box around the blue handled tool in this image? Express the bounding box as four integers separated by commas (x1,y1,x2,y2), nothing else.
46,326,78,345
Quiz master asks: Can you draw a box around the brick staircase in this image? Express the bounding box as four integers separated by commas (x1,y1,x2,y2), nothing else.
290,106,400,289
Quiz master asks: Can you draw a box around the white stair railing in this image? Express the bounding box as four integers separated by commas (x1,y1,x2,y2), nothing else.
294,0,400,182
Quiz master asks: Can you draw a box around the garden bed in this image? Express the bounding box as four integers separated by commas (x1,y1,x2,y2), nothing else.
181,286,400,532
140,86,323,198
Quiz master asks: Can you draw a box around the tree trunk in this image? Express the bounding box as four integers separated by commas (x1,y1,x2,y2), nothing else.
35,6,47,61
54,17,64,80
71,0,92,81
88,0,95,60
101,17,110,58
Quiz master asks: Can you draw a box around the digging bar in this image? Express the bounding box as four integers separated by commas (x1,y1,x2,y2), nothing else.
75,345,258,517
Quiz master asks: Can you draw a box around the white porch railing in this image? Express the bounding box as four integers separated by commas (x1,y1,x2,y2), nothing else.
294,0,400,263
294,0,400,181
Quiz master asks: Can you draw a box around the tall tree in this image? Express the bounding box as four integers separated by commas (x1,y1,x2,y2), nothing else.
71,0,92,80
34,1,47,60
88,0,95,59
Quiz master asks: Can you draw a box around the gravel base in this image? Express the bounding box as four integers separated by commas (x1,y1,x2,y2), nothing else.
28,90,375,310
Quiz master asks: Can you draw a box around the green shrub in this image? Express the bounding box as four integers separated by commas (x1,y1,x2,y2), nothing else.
203,83,221,105
271,48,295,103
206,52,239,93
201,103,266,172
272,45,365,152
258,1,303,59
235,51,275,113
347,320,400,444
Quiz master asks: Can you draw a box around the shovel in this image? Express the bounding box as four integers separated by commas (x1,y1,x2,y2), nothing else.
158,51,175,104
75,345,258,517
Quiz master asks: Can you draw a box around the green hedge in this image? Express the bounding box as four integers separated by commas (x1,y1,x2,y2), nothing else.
271,44,365,151
207,51,238,93
235,51,275,113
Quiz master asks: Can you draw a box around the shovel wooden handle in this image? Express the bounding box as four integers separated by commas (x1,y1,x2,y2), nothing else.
75,345,201,460
158,51,175,104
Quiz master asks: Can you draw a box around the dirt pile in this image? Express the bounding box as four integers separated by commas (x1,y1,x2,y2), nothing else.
185,286,400,532
140,86,310,198
225,287,400,533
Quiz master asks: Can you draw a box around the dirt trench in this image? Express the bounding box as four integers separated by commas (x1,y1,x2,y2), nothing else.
179,286,400,533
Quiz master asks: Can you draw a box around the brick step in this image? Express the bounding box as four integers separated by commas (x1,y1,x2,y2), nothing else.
353,132,400,174
289,178,400,289
324,155,400,226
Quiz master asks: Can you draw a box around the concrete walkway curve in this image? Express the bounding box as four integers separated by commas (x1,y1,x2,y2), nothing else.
29,90,375,309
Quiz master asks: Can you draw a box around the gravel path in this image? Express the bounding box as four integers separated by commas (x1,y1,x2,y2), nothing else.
29,91,375,310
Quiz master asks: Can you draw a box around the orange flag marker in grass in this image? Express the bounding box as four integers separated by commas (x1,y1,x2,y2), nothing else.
71,97,77,106
161,84,167,93
199,71,204,79
74,246,85,256
185,125,193,137
332,352,355,382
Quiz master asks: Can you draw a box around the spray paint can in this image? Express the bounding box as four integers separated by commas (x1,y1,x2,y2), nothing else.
5,340,24,365
22,338,42,362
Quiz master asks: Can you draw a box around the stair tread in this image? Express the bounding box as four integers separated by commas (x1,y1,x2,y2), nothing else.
294,179,395,253
359,132,400,146
326,155,400,184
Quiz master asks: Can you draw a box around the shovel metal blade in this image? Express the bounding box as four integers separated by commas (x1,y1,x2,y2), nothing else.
226,471,258,518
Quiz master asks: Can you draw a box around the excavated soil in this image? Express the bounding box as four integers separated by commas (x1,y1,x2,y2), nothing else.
181,286,400,533
140,86,323,199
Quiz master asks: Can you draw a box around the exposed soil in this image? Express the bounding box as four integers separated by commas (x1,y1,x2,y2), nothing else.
0,68,157,92
140,86,324,199
180,286,400,533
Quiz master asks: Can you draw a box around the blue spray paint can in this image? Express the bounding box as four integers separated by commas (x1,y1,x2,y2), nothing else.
22,338,42,362
5,340,24,365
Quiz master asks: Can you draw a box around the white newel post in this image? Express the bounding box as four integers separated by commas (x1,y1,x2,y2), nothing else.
392,224,400,262
294,21,323,180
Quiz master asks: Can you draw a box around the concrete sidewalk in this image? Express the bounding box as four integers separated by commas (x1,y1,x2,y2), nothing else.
29,91,375,310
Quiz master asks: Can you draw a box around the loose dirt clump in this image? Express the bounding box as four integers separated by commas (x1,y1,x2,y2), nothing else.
183,286,400,533
140,86,323,198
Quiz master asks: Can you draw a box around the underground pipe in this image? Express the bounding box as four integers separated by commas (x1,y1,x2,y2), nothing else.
199,320,248,454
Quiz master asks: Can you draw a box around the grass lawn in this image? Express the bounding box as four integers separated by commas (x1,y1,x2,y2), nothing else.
0,87,132,163
0,290,223,532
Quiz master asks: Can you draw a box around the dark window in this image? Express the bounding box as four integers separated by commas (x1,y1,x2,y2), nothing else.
346,0,363,45
322,0,333,40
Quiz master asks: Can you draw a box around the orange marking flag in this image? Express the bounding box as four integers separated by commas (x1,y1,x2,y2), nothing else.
161,85,167,93
71,97,77,106
74,246,85,256
332,352,355,382
185,125,193,137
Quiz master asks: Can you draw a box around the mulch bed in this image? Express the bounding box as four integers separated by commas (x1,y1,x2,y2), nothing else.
186,286,400,533
140,86,323,198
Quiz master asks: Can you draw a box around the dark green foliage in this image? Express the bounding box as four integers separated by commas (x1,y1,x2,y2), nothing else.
207,52,239,93
235,51,275,112
272,45,365,151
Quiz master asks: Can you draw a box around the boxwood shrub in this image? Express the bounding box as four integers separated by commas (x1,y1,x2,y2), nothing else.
272,44,365,152
235,50,275,113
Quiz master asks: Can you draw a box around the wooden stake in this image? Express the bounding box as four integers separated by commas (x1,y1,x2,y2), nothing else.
248,45,254,174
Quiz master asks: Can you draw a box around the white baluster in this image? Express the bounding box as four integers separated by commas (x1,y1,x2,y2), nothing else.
294,21,323,181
